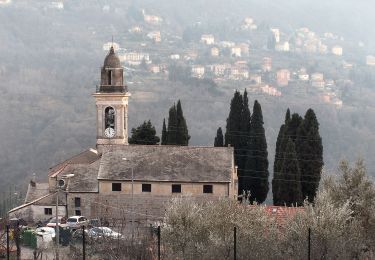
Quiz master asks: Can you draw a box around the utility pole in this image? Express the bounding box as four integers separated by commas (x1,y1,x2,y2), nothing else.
55,178,60,260
131,167,134,244
82,225,86,260
6,224,9,260
234,226,237,260
157,226,161,260
55,174,74,260
308,227,311,260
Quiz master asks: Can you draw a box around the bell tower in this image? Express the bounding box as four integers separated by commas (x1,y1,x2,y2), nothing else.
93,46,130,147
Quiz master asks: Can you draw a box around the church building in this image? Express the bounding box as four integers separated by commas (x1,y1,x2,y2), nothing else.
9,47,237,223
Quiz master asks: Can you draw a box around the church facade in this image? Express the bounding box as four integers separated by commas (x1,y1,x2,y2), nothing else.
9,47,237,224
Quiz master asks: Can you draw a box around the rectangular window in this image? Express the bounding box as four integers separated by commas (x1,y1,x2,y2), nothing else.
74,197,81,207
142,184,151,192
112,183,122,191
172,184,181,193
44,208,52,215
75,210,81,216
203,185,213,194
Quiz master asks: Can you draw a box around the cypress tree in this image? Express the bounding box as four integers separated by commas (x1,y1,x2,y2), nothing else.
273,109,303,205
245,100,269,203
277,113,303,173
176,100,190,146
214,127,224,147
276,138,303,206
225,90,244,193
295,109,323,202
272,123,285,205
167,104,178,145
285,108,291,123
161,118,167,145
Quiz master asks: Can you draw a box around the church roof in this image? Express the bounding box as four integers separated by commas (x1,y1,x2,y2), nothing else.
49,148,100,177
97,145,234,183
25,183,50,203
43,145,234,193
103,46,121,68
59,160,100,192
24,182,67,206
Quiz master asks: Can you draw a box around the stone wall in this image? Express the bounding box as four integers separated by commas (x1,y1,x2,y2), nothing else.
67,192,227,225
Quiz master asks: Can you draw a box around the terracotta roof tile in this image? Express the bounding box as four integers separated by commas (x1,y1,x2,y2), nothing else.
249,205,304,225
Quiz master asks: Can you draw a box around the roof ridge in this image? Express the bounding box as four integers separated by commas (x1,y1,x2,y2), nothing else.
48,148,100,175
9,192,56,213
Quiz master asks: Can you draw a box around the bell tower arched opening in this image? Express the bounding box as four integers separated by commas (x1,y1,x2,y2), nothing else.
104,106,115,130
108,70,112,85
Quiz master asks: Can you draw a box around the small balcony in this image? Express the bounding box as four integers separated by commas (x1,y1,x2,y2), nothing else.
96,85,128,93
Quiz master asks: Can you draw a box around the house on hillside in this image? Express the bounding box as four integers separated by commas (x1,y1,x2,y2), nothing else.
201,34,215,45
262,57,272,72
147,31,161,43
142,10,163,25
332,45,343,56
210,47,220,57
276,69,291,87
120,52,150,66
191,65,205,78
231,46,242,57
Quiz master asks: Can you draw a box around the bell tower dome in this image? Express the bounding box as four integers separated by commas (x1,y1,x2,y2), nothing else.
93,46,130,148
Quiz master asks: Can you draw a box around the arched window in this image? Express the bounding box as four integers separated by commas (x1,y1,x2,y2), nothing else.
105,106,115,129
108,70,112,85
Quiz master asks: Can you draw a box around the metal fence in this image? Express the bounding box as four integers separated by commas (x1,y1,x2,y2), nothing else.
2,220,317,260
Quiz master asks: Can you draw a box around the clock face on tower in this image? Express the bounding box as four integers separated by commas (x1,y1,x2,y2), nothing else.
104,127,115,138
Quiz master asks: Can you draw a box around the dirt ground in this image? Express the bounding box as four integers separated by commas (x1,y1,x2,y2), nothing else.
20,246,70,260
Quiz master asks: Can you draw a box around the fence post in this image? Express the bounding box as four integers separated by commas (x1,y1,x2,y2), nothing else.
234,226,237,260
308,227,311,260
6,224,9,260
157,226,161,260
82,225,86,260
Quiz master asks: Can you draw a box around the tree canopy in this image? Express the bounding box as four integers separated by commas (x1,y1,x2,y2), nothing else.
164,100,190,145
129,120,160,145
273,108,323,205
245,100,269,203
161,118,167,145
214,127,224,147
219,91,269,200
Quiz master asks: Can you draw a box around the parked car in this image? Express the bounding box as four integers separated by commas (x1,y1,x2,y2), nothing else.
46,216,66,227
66,216,88,230
88,218,100,228
9,217,27,228
87,227,124,239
